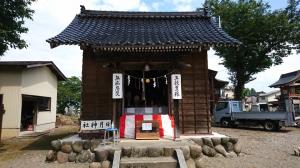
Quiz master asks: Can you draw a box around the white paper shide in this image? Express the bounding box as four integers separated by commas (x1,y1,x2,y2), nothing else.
171,74,182,99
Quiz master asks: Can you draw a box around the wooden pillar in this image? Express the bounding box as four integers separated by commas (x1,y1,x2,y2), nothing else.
174,99,180,138
0,95,3,142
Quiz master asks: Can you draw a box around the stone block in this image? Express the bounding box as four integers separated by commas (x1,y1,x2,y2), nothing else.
186,159,196,168
51,140,61,151
83,140,92,150
215,145,227,157
189,145,202,159
229,137,239,144
61,142,73,153
202,145,216,157
180,146,191,160
68,152,77,162
72,141,83,153
191,138,203,146
211,138,221,146
202,138,214,148
131,147,148,157
57,151,68,163
148,146,163,157
95,148,109,162
89,162,101,168
164,147,175,157
122,146,132,157
224,142,234,152
45,150,56,162
102,160,111,168
233,142,242,155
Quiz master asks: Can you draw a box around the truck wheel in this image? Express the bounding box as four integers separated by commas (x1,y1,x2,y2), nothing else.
264,121,276,131
220,118,230,127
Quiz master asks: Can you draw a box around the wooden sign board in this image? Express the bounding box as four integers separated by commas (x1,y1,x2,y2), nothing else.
171,74,182,99
135,120,159,140
81,120,111,130
112,73,123,99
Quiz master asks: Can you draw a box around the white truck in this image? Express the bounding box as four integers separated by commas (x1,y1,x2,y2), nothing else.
213,101,295,131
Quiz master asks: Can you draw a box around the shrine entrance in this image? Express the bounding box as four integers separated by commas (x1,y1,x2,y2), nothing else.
124,70,170,115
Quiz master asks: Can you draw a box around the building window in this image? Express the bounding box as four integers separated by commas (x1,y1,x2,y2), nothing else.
22,95,51,111
37,97,51,111
261,96,265,100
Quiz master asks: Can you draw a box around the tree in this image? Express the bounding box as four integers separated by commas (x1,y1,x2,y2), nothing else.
203,0,298,100
285,0,300,51
57,76,82,114
0,0,35,56
242,88,256,98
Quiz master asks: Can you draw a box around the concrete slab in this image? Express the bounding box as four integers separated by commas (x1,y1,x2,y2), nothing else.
60,134,82,142
120,157,177,168
179,132,227,139
59,131,227,147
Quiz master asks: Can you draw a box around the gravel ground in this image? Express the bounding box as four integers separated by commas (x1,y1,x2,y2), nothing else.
198,127,300,168
1,126,300,168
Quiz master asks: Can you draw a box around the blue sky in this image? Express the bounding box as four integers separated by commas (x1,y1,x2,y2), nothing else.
1,0,298,93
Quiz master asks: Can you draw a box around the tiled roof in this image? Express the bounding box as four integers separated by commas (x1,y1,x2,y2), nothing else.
47,7,240,51
269,70,300,87
0,61,66,81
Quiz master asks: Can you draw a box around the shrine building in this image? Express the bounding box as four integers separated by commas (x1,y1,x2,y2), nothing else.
47,6,239,139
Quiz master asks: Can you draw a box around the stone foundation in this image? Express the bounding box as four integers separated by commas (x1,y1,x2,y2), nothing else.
46,137,242,168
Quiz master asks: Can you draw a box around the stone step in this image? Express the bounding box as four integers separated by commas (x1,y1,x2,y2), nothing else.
120,157,178,168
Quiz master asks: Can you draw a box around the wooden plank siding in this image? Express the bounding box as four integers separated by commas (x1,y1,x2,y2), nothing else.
81,49,113,120
180,50,211,134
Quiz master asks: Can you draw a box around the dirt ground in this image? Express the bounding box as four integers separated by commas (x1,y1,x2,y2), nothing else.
199,126,300,168
0,126,300,168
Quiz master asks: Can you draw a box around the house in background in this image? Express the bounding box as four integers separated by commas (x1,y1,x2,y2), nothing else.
257,90,281,111
0,61,66,138
270,70,300,114
220,86,235,100
208,69,229,114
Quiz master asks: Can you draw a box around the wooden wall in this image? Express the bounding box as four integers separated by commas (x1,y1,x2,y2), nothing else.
81,49,113,120
81,48,211,134
179,50,211,134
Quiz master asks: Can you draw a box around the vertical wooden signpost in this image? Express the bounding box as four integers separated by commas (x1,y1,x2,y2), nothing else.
171,74,182,138
112,73,123,128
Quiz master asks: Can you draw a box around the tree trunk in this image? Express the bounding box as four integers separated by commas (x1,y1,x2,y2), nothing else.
234,71,245,100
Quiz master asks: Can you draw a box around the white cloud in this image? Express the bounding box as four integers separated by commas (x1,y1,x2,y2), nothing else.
1,0,151,77
246,51,300,92
208,49,300,92
95,0,150,11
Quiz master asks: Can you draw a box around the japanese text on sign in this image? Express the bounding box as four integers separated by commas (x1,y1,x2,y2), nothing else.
80,120,111,130
171,74,182,99
112,73,123,99
142,123,152,131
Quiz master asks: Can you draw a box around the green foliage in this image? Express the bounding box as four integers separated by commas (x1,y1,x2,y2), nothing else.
242,88,256,98
57,76,82,114
0,0,35,56
203,0,299,100
285,0,300,51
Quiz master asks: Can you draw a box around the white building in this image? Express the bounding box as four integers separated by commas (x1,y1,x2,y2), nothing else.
0,61,66,138
258,90,281,111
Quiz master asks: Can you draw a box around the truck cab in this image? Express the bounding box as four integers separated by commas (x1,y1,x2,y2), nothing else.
214,101,242,126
